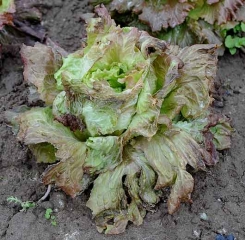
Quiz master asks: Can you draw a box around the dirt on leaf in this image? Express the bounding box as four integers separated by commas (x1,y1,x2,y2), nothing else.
1,1,245,240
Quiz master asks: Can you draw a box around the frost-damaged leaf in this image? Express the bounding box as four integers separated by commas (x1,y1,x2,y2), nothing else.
174,114,233,165
0,0,15,30
21,43,64,105
189,0,245,25
159,23,198,48
134,127,212,214
90,0,144,13
210,122,233,150
139,0,195,32
158,19,224,53
188,19,225,55
87,118,219,232
17,107,87,196
205,114,233,150
86,164,128,234
86,146,155,234
235,5,245,21
4,105,30,134
92,0,195,32
84,136,123,174
29,143,56,164
161,44,218,119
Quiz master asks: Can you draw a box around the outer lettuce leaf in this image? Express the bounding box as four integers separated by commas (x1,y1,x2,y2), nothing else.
138,0,195,32
86,162,129,234
161,44,217,119
17,107,87,197
188,19,225,55
173,118,208,143
206,114,233,150
174,114,233,164
86,145,156,234
188,0,245,25
159,19,224,54
21,43,64,105
4,105,30,134
86,165,126,217
235,5,245,21
29,143,56,164
158,22,198,48
134,127,211,214
90,0,143,13
210,122,233,150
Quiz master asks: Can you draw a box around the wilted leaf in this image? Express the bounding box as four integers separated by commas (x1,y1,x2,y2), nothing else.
21,43,64,105
161,44,217,119
139,0,195,32
17,107,87,196
189,0,245,25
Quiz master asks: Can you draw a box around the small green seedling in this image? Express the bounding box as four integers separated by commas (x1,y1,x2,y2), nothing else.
7,196,35,211
45,208,57,226
224,22,245,55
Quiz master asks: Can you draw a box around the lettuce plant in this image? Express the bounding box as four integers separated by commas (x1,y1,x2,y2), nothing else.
90,0,245,54
8,5,233,234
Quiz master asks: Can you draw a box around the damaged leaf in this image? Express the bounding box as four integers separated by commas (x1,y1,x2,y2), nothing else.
21,43,64,105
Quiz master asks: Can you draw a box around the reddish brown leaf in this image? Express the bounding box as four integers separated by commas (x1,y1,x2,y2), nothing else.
139,0,195,32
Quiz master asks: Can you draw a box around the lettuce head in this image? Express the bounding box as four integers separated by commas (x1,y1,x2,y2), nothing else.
7,5,233,234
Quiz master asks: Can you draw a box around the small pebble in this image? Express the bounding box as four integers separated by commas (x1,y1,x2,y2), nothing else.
200,212,208,221
193,229,201,238
50,192,67,210
214,100,224,108
54,0,63,7
217,228,227,235
239,87,245,94
233,89,240,94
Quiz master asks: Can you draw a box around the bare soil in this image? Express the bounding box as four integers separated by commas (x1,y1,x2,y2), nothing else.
1,1,245,239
